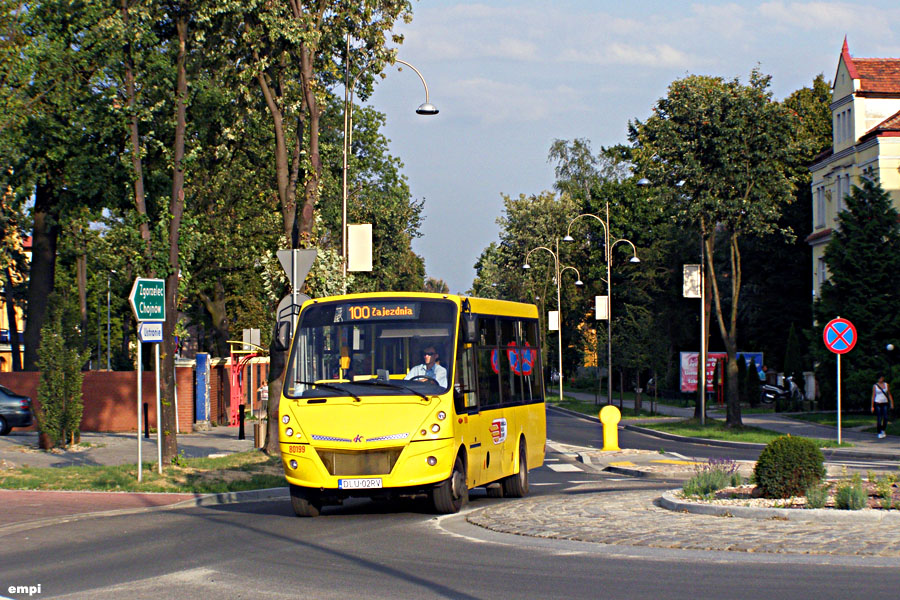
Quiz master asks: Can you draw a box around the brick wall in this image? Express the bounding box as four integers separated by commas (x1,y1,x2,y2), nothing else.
0,366,195,433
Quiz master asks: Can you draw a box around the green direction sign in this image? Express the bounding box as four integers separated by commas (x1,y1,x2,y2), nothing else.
129,278,166,322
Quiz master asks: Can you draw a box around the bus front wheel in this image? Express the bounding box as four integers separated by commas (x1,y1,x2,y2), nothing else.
290,484,322,517
502,441,528,498
432,455,468,514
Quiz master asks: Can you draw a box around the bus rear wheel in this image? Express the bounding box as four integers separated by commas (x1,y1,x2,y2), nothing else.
432,455,468,514
502,441,528,498
289,484,322,517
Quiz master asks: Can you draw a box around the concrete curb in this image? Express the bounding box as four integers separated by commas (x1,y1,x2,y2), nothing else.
659,490,900,522
0,487,288,538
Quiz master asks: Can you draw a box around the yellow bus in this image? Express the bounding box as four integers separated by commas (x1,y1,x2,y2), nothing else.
278,292,546,516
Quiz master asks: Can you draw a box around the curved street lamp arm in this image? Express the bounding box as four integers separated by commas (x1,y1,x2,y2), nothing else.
396,59,433,105
610,238,639,256
525,246,557,265
565,213,607,240
559,265,582,281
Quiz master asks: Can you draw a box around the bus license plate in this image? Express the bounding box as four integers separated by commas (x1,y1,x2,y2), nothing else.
338,478,383,490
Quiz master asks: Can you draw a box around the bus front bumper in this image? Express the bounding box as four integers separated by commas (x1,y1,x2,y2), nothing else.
280,438,457,491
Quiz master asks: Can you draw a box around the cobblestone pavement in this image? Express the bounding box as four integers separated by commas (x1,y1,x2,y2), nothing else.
467,482,900,558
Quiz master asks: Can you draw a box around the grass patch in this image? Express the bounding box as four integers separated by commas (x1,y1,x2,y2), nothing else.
641,418,850,448
550,396,668,420
789,412,900,435
0,450,285,493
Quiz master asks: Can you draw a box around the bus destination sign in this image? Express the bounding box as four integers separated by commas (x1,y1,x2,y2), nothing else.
334,302,420,322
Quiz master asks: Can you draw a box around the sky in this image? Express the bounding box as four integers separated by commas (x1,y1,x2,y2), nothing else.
367,1,900,294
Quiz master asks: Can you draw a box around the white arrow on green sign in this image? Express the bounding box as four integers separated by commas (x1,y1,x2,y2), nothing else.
130,278,166,322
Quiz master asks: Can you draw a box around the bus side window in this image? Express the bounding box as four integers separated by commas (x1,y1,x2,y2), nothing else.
454,344,478,413
499,318,522,405
475,316,501,408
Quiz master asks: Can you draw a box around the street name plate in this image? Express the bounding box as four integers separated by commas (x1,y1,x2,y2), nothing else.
138,322,163,343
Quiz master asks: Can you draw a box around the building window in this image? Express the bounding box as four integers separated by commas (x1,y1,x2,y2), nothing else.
835,176,843,213
817,257,828,284
815,186,825,228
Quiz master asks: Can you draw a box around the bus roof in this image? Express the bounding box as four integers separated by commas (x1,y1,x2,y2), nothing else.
303,292,538,319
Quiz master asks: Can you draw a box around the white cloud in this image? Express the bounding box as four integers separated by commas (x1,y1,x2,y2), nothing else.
758,1,900,39
562,43,697,68
447,78,586,125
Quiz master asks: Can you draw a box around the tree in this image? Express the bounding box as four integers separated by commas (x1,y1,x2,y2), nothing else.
629,69,798,427
34,308,90,447
739,75,832,367
811,178,900,410
424,277,449,293
226,1,412,247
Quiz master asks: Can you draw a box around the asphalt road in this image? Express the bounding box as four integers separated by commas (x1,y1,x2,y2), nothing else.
4,410,900,599
4,474,900,600
547,406,765,461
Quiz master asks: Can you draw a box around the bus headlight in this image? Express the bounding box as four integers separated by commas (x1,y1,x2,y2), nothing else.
427,456,437,466
431,424,440,433
282,415,290,424
285,428,294,437
437,411,446,420
289,459,298,470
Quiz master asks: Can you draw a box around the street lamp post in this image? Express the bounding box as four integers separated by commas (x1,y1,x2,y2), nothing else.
564,204,641,407
342,36,438,294
523,239,583,404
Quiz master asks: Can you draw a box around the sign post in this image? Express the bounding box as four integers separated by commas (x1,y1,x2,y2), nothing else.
823,317,857,444
130,278,166,478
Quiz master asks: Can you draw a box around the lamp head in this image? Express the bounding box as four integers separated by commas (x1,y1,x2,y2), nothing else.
574,279,584,287
416,102,439,115
637,178,651,186
562,234,575,243
629,256,641,264
523,263,530,270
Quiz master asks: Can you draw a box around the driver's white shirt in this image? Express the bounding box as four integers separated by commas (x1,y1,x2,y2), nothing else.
405,363,448,387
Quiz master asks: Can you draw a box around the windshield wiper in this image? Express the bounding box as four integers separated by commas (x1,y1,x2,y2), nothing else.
291,380,361,402
352,379,430,401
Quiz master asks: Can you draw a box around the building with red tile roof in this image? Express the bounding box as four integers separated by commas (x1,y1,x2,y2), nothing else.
808,39,900,297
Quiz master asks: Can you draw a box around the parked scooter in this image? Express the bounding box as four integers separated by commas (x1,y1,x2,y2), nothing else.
759,375,802,405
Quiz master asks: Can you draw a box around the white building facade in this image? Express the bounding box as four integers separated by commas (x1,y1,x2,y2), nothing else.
809,39,900,297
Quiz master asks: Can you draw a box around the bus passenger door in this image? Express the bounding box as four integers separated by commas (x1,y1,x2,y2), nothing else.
455,343,484,488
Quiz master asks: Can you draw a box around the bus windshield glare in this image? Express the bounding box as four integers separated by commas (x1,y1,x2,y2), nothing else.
284,298,457,399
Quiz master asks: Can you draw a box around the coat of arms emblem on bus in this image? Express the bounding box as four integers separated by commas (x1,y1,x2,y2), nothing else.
489,418,507,445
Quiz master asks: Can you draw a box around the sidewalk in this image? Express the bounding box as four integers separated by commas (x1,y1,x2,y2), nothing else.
0,426,258,469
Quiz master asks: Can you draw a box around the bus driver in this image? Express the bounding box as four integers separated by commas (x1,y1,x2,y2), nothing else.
405,345,448,387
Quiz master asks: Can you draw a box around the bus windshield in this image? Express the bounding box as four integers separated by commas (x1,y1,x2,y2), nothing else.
284,298,457,399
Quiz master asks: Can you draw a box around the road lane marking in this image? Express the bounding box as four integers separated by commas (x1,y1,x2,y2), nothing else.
547,464,582,472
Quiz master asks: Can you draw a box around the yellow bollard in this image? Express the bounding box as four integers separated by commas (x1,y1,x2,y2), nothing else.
599,405,621,451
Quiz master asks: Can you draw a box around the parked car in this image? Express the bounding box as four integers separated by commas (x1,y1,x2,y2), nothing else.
0,384,33,435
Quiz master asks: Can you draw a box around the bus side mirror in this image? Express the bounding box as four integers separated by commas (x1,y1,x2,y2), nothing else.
274,321,291,352
462,314,476,344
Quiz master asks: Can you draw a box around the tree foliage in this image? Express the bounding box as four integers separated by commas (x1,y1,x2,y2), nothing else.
34,307,90,447
629,69,798,426
811,179,900,410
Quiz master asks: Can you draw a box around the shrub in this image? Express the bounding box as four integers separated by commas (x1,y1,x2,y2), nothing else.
683,469,731,497
834,479,867,510
805,484,828,509
683,458,740,497
34,313,91,448
753,435,825,499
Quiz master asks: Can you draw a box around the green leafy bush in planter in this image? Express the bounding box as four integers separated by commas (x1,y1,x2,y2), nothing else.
805,484,829,509
834,476,868,510
753,435,825,499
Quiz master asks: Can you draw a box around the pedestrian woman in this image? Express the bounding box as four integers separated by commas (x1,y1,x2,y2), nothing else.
871,374,894,439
